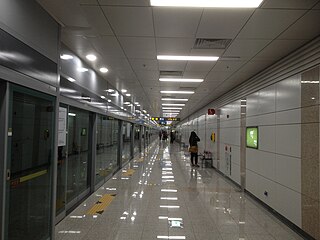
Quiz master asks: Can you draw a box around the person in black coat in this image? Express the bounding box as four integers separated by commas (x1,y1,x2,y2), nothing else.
189,131,200,167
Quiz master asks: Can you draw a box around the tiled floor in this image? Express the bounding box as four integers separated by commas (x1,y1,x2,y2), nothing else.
55,141,304,240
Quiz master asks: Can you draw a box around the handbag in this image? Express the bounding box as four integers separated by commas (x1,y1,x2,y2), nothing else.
188,146,198,153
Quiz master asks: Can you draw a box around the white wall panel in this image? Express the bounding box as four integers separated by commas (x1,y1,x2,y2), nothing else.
259,85,276,114
259,125,276,152
275,184,302,227
276,74,301,111
246,113,276,126
275,154,301,193
231,163,240,184
275,124,301,157
247,149,276,180
247,92,260,116
276,108,301,124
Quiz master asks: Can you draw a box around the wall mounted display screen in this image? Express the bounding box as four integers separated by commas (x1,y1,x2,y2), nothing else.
246,127,258,149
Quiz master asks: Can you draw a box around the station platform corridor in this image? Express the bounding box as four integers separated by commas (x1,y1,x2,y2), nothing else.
55,141,303,240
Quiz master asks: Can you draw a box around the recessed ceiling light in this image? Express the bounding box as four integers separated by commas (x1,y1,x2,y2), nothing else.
67,77,76,82
137,104,141,106
86,54,97,61
162,107,183,110
163,110,180,112
100,67,109,73
150,0,263,8
121,89,127,93
111,92,119,97
60,54,73,60
159,78,203,82
105,89,114,92
161,91,194,94
157,55,218,61
162,98,188,101
124,102,130,105
101,96,106,99
126,93,131,97
77,67,88,72
135,102,139,105
108,99,111,103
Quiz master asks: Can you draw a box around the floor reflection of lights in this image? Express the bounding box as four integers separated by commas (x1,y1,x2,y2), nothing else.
160,197,178,200
161,189,177,192
157,236,186,239
160,205,180,209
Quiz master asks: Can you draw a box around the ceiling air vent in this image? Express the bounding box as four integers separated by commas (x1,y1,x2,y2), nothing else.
194,38,232,49
160,71,183,77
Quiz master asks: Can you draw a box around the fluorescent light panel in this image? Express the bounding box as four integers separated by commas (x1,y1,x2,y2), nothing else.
162,107,182,110
162,98,188,101
160,78,203,82
157,55,218,61
161,91,194,94
162,104,185,106
150,0,263,8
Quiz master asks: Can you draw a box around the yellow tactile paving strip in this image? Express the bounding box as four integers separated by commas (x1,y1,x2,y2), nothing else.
135,158,144,163
122,169,135,176
87,194,116,215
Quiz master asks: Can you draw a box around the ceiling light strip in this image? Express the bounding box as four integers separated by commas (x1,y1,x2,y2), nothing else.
157,55,218,61
159,78,203,82
150,0,263,8
161,91,194,94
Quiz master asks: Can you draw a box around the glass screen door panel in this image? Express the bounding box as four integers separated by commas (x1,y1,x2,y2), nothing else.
6,86,55,240
56,106,68,216
66,107,90,204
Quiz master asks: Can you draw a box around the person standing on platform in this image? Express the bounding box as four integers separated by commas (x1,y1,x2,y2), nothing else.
189,131,200,167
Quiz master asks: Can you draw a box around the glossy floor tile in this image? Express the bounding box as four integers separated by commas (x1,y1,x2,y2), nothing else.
55,141,304,240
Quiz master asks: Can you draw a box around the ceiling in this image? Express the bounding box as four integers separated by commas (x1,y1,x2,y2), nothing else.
37,0,320,120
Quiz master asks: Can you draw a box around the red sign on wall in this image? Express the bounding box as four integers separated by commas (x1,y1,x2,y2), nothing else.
208,109,215,115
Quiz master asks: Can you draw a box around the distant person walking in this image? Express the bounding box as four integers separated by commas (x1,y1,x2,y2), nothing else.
170,131,175,144
189,131,200,167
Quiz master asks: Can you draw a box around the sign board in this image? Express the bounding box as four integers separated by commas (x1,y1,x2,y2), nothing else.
208,109,215,115
58,107,67,146
151,117,180,121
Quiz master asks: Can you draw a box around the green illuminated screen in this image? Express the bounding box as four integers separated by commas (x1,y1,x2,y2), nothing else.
246,127,258,149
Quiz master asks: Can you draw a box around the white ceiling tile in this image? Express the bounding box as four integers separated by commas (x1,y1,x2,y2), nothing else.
156,38,194,55
158,61,187,71
313,2,320,9
255,39,307,60
278,10,320,40
38,0,90,27
102,7,154,36
261,0,318,9
129,59,159,71
212,60,247,72
80,0,99,4
81,6,114,36
119,37,156,59
153,8,202,37
238,9,306,39
183,71,208,78
224,39,271,59
196,9,254,39
136,71,159,81
189,49,225,56
89,36,125,57
61,33,92,51
98,0,149,6
185,61,216,72
101,57,131,71
206,71,234,81
238,60,275,77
